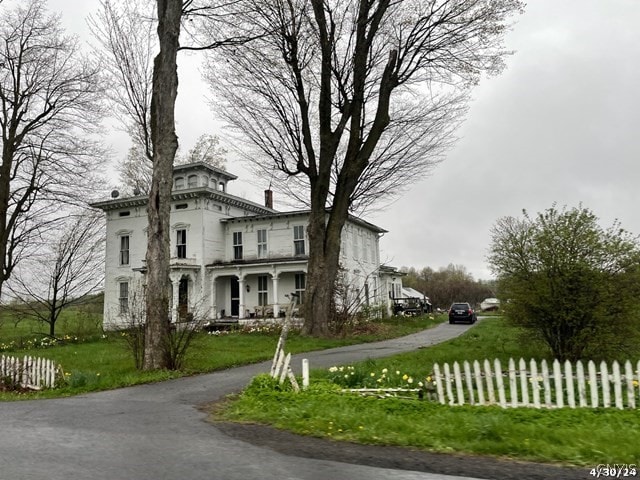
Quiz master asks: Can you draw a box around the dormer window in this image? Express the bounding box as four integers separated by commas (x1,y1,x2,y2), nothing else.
174,177,185,189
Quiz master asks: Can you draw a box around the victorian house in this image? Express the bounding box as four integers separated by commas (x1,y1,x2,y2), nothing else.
91,162,402,329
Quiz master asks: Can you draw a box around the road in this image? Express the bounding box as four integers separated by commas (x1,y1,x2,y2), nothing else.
0,320,584,480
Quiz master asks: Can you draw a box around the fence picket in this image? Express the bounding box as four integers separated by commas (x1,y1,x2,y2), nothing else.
612,361,623,409
494,359,506,407
624,361,635,409
601,361,610,408
453,362,464,405
541,360,552,407
519,358,529,407
484,359,496,405
530,359,540,408
508,358,518,408
433,363,445,404
588,361,598,408
553,360,563,408
463,361,474,405
444,362,454,405
565,361,575,408
473,360,485,405
576,361,587,407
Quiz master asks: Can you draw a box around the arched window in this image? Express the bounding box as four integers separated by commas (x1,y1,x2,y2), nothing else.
174,177,185,189
187,175,198,188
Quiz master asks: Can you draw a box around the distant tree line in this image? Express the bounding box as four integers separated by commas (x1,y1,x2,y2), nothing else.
400,264,495,310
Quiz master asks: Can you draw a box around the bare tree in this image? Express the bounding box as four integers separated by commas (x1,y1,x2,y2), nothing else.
118,144,154,196
5,210,104,338
204,0,524,335
89,0,156,161
0,0,105,299
182,133,227,168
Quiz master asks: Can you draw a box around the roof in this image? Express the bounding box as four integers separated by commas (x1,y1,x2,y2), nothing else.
222,209,388,234
90,188,275,215
173,162,238,181
402,287,429,299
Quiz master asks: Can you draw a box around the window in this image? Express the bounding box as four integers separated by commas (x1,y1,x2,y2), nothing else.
258,275,268,306
233,231,243,260
257,229,267,258
119,235,130,266
187,175,198,188
119,211,130,217
174,177,184,189
352,233,359,259
176,229,187,258
295,273,306,305
118,282,129,314
293,225,305,255
176,203,188,210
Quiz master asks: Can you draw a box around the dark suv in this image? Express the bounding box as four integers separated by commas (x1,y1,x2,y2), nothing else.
448,302,477,324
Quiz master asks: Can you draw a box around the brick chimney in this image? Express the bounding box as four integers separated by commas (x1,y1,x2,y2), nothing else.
264,189,273,209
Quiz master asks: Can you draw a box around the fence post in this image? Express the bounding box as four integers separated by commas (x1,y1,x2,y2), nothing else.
302,359,309,390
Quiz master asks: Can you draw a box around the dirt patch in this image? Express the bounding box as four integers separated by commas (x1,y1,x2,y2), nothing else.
213,420,591,480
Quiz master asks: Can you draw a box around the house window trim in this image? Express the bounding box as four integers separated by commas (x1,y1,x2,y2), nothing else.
258,275,268,306
176,229,187,259
294,273,306,305
119,234,130,266
118,280,129,315
233,231,243,260
293,225,305,256
257,229,268,259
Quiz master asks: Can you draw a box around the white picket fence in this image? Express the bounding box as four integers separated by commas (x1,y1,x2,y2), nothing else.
432,358,640,409
0,355,59,390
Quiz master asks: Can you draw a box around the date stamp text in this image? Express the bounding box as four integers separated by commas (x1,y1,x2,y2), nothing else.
590,465,637,478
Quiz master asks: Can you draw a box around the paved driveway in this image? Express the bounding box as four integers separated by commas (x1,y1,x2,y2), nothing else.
0,320,576,480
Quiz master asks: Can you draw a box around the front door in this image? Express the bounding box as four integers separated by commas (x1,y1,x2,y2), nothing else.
230,277,239,317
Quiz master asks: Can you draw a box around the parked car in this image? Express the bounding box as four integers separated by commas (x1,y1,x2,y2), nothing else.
448,302,477,324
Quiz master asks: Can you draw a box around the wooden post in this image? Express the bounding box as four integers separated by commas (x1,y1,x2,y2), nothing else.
302,359,309,390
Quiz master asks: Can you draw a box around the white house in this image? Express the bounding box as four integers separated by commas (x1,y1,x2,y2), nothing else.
91,162,403,329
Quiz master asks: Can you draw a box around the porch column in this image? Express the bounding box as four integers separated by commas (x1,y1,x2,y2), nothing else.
271,273,280,318
238,276,246,319
210,274,217,319
169,274,180,323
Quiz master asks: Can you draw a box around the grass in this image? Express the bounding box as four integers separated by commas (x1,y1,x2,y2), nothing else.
215,318,640,466
0,313,444,400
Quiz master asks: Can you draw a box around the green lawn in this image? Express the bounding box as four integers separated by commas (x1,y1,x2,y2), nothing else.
215,318,640,466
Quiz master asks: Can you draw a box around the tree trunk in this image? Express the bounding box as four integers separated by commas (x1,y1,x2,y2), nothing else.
143,0,181,370
302,204,345,336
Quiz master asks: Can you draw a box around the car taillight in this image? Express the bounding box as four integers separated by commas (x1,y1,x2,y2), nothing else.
468,309,472,314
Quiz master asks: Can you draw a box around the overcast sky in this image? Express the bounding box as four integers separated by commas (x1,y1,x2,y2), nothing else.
47,0,640,280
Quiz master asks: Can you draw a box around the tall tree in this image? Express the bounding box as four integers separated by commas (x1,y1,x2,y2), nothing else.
0,0,104,299
142,0,182,370
488,205,640,361
6,210,104,338
205,0,524,335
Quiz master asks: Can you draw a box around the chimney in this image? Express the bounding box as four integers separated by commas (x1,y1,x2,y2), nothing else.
264,189,273,209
